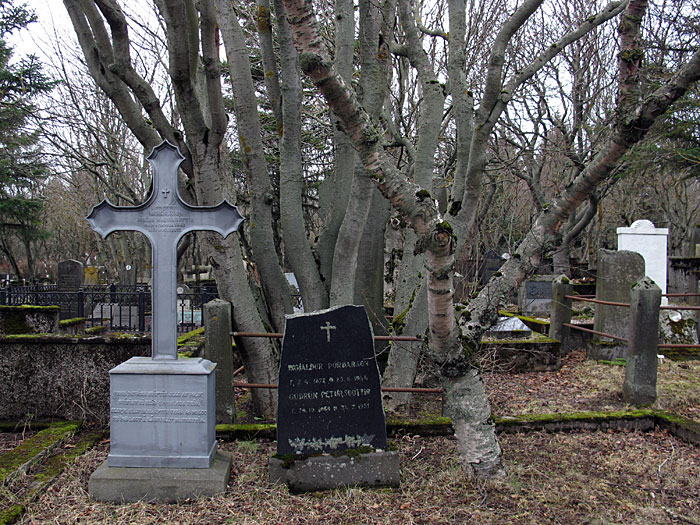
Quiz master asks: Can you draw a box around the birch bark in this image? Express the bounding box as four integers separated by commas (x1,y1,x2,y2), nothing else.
281,0,504,477
214,0,292,332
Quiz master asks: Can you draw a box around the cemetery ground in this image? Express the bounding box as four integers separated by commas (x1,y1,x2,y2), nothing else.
1,351,698,524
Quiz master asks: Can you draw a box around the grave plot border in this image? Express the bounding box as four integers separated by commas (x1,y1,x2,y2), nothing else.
0,408,697,513
0,421,104,525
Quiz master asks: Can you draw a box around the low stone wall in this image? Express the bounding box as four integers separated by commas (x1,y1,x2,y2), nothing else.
0,306,60,334
0,334,150,424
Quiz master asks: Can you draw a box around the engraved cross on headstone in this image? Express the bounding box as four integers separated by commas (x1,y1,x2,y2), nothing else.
86,140,244,360
320,321,336,342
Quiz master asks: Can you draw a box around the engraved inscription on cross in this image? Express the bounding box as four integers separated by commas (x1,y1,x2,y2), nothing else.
86,140,244,360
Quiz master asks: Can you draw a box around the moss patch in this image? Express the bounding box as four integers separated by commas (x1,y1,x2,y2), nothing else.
0,504,25,525
31,430,103,484
598,358,627,366
216,423,277,441
58,318,85,328
0,424,102,525
84,325,108,335
391,287,418,335
217,417,459,441
177,326,205,346
493,409,655,428
0,421,81,484
0,306,59,312
481,335,558,345
498,311,549,326
386,415,451,427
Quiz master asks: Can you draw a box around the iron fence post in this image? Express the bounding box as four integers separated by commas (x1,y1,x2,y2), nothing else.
138,289,146,332
77,290,85,317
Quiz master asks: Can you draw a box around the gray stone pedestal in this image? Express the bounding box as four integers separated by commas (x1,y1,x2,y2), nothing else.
107,357,217,468
89,356,232,502
269,450,400,493
89,451,232,503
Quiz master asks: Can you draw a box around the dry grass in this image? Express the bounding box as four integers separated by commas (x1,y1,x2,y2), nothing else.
0,433,35,455
484,350,700,420
8,350,700,524
16,430,700,524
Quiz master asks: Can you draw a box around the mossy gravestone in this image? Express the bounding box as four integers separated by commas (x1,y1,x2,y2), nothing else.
270,305,399,492
590,249,645,360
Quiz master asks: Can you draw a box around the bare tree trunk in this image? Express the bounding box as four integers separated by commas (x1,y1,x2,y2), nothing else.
382,277,427,411
330,0,391,308
282,0,504,477
316,0,356,291
212,235,278,417
215,0,292,331
381,0,447,407
270,0,328,311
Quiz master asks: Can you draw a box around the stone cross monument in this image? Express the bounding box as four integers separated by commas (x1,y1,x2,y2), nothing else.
87,140,244,359
87,140,243,502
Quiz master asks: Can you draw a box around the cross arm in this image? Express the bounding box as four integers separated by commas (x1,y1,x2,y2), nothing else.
179,200,245,238
86,199,149,239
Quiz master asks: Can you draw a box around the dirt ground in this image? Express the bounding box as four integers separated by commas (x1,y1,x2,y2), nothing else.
484,351,700,421
7,351,700,524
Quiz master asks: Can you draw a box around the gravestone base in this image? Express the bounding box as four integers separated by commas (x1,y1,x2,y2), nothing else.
269,449,400,492
623,356,657,406
108,357,217,468
89,450,232,503
586,338,627,361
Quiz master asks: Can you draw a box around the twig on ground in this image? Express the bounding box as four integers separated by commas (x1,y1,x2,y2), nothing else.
662,505,700,525
411,446,424,460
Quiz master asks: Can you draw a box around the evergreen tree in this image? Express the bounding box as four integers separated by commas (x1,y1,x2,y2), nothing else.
0,1,52,280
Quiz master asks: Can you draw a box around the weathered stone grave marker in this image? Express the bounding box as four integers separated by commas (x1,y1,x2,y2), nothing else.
518,275,556,315
84,266,100,286
58,259,84,319
270,305,399,492
623,277,661,406
87,140,244,503
203,298,235,424
480,250,504,285
590,249,644,361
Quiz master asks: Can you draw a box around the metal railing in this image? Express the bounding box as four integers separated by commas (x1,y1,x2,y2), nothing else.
231,331,435,394
0,283,219,334
562,293,700,349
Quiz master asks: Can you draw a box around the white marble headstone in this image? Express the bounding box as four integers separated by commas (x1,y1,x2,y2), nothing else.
617,220,669,305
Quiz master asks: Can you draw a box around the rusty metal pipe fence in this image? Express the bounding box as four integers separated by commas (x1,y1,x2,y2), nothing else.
561,293,700,350
231,331,442,394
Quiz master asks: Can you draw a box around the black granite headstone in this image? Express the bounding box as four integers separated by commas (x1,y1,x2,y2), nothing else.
277,305,387,455
58,259,84,320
